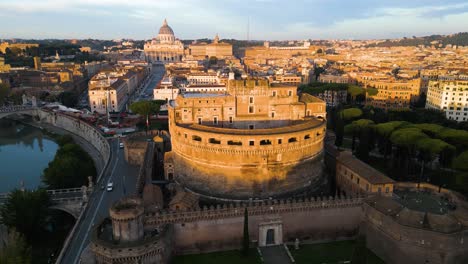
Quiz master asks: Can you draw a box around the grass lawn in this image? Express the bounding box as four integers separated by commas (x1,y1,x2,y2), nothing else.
290,240,385,264
173,248,261,264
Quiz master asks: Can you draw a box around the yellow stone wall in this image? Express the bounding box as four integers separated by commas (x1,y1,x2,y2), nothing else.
166,80,327,199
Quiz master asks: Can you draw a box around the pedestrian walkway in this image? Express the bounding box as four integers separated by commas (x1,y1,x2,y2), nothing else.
260,245,293,264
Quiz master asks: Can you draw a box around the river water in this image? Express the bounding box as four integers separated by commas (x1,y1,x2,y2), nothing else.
0,119,59,193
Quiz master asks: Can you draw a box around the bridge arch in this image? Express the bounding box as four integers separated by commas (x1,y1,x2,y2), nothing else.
49,204,81,219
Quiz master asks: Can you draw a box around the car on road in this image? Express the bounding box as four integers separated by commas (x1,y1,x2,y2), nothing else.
106,182,114,191
119,142,124,148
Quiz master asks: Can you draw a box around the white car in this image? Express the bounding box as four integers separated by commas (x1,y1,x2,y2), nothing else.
119,142,124,149
106,182,114,191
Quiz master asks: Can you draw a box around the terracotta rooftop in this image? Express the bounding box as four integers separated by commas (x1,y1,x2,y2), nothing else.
337,151,395,184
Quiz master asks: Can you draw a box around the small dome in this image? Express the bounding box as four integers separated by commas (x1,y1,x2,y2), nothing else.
158,18,174,35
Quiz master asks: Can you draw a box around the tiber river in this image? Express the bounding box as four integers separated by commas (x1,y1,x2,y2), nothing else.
0,119,59,193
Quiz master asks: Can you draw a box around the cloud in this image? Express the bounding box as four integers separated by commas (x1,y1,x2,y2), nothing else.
0,0,467,39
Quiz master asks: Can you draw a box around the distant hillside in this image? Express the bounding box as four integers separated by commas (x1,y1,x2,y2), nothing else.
367,32,468,47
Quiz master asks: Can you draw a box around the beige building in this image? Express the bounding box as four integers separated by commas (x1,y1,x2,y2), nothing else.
165,79,327,199
426,79,468,122
364,78,422,110
0,57,11,73
0,42,39,53
144,19,185,63
89,77,129,114
188,34,233,59
336,151,395,197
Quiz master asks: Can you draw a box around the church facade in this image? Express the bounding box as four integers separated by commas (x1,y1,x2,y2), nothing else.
144,19,185,63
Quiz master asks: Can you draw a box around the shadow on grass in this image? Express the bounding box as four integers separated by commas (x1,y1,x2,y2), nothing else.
173,248,261,264
289,240,385,264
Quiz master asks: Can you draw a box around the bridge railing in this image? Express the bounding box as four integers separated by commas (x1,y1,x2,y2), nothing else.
0,188,84,204
51,197,83,204
0,105,34,113
47,188,83,195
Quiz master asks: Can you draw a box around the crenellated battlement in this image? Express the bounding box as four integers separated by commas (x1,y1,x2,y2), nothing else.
144,196,364,226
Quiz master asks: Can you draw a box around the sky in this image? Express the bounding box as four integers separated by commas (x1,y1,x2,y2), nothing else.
0,0,467,40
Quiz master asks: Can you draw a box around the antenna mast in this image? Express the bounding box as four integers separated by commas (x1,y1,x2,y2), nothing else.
247,16,250,41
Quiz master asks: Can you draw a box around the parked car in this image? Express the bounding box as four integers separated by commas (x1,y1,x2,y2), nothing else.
119,142,124,149
106,182,114,191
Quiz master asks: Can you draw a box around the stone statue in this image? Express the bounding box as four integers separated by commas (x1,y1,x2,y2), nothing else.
88,176,94,189
295,238,300,250
20,180,25,192
82,185,88,203
31,96,37,107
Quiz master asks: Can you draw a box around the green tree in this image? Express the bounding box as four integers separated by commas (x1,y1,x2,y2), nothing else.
340,108,363,121
0,230,31,264
42,142,96,188
209,56,218,65
453,151,468,171
335,112,344,148
356,126,372,162
242,208,249,256
129,100,162,131
57,91,78,107
416,138,455,186
344,119,374,151
0,83,10,105
347,85,365,103
390,128,428,179
0,189,50,242
375,121,409,161
351,236,367,264
313,66,325,81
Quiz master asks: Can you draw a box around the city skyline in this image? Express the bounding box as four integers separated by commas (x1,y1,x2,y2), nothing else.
1,0,467,40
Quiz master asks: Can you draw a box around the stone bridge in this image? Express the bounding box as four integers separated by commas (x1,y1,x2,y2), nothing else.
0,105,37,119
0,187,88,219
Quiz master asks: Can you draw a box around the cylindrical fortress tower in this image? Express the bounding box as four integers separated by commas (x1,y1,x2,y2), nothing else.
166,79,328,200
109,197,145,242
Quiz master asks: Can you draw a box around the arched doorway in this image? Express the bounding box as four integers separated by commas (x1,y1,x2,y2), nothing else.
266,229,275,245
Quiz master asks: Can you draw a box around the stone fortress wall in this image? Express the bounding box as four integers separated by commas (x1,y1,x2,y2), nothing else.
168,118,326,199
364,182,468,264
143,188,468,263
166,79,328,199
35,109,110,166
144,196,363,254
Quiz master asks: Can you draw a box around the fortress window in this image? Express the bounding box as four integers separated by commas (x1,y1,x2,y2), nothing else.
213,117,218,125
228,140,242,146
288,90,293,96
249,140,255,146
288,137,297,143
198,117,202,125
249,106,254,113
272,91,277,96
304,134,310,140
260,139,272,145
229,116,233,124
184,133,187,139
192,135,202,142
209,138,221,144
249,97,254,104
278,139,282,144
271,112,275,118
249,125,254,130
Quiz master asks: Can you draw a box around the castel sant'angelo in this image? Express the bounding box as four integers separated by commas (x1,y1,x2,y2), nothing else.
90,21,468,264
165,79,327,200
